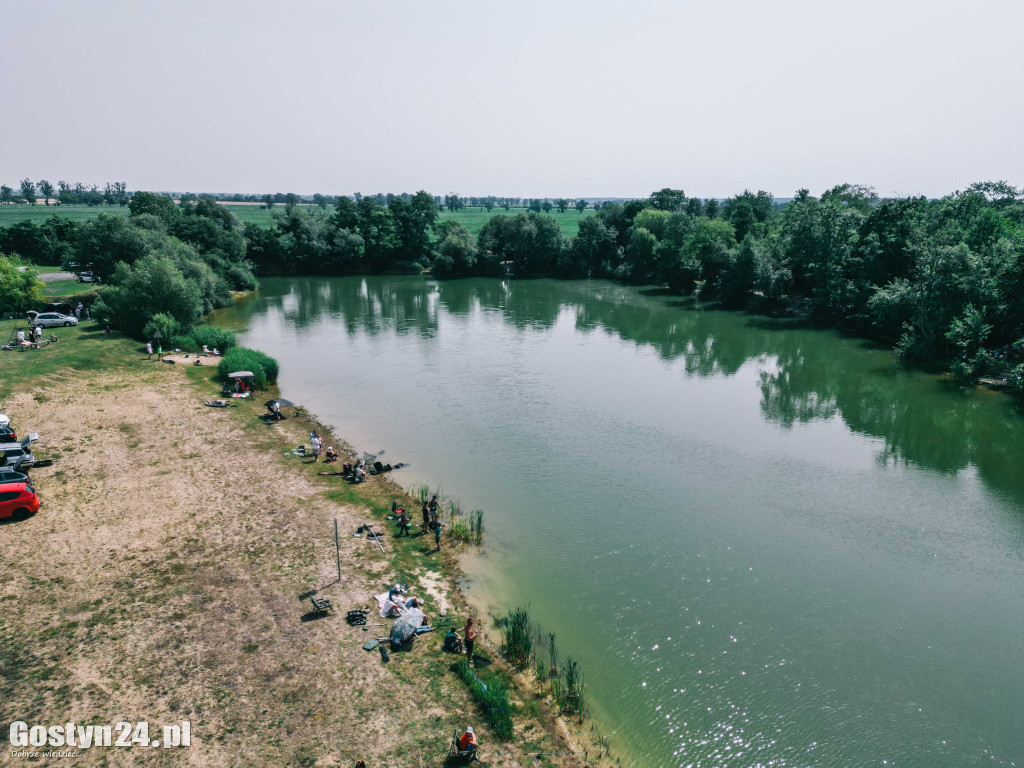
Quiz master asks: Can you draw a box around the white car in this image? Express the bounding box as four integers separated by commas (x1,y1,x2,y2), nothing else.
31,312,78,328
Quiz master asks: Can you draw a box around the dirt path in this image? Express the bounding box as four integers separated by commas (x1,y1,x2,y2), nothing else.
0,365,580,767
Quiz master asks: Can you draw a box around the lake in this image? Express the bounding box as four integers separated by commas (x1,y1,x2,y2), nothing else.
214,276,1024,767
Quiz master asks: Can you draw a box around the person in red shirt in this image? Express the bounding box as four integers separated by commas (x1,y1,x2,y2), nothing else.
458,726,477,754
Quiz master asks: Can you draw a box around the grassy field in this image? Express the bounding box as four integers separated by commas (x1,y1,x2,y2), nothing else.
0,202,595,238
438,207,593,237
0,203,129,224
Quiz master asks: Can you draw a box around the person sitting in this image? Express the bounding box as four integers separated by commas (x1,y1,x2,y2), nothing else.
444,627,464,653
458,727,477,756
201,344,210,356
325,446,338,462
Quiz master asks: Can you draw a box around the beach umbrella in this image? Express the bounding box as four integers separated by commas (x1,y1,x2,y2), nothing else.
390,608,425,647
228,371,254,378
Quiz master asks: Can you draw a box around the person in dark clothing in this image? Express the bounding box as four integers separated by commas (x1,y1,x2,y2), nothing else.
396,511,410,537
421,502,430,533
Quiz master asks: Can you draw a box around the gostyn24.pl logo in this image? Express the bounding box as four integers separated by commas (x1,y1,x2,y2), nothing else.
9,721,191,751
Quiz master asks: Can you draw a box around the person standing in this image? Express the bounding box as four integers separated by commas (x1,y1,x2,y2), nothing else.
85,305,91,320
146,341,153,359
311,433,322,462
16,329,25,345
397,511,410,537
464,616,477,666
33,325,42,343
421,502,430,534
272,400,281,421
434,521,442,551
156,344,163,360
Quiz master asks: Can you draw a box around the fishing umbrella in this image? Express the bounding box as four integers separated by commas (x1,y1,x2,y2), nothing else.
264,399,296,411
390,607,425,647
228,371,254,378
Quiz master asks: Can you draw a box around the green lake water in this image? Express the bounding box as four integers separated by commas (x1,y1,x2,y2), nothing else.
214,276,1024,767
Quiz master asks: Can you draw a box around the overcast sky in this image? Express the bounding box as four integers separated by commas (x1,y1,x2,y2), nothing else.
2,0,1022,199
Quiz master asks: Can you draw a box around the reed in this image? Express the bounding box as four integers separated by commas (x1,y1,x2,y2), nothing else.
561,656,586,720
470,509,484,544
546,631,559,677
502,605,533,668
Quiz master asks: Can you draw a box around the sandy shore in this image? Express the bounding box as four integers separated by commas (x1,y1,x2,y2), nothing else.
0,357,588,767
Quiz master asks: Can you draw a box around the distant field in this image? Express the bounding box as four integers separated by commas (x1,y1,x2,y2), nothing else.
0,204,128,225
438,207,593,237
0,202,595,238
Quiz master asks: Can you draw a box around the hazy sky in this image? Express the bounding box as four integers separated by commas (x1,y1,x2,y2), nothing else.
2,0,1022,198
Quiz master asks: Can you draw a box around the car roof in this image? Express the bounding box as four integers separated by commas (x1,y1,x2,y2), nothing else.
0,481,30,490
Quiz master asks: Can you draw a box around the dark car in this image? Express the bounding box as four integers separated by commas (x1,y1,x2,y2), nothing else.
0,469,32,488
0,482,41,521
0,425,17,443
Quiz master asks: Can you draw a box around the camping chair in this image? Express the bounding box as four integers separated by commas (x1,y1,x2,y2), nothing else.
447,730,481,763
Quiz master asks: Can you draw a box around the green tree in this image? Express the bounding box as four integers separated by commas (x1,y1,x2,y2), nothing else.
633,209,671,240
37,180,55,205
624,227,658,282
0,254,44,312
478,212,565,277
541,200,554,214
555,198,569,213
129,192,180,225
72,214,150,281
718,234,760,307
431,221,477,278
575,199,587,213
572,216,618,277
92,254,204,338
0,186,13,205
946,304,992,382
20,179,36,205
649,188,687,212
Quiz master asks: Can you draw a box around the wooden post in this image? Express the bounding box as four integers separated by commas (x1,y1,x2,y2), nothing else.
334,519,341,582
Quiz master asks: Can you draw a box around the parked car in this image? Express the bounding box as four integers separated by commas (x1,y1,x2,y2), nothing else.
0,481,41,521
0,469,32,488
0,425,17,443
0,435,37,472
29,312,78,328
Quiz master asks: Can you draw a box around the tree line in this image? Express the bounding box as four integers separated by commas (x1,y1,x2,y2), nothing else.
240,181,1024,385
0,179,129,206
2,181,1023,388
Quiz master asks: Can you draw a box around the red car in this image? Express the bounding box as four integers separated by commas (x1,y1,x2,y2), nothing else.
0,482,40,521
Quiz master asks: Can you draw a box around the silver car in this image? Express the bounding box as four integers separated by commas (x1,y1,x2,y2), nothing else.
31,312,78,328
0,434,38,472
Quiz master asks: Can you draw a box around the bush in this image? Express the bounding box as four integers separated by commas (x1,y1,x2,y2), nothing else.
217,346,279,390
143,313,180,343
225,262,257,290
192,325,237,353
173,334,198,352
